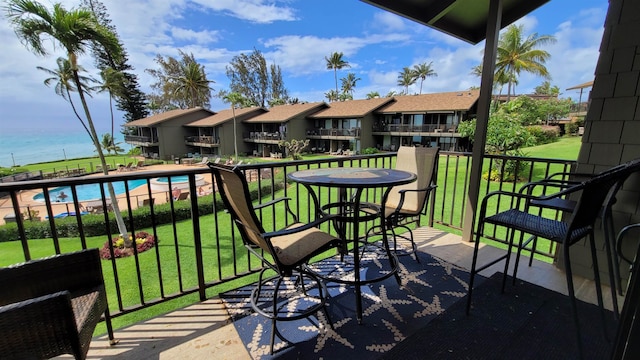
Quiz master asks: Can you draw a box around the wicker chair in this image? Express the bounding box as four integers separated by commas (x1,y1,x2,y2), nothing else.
207,162,343,354
0,248,114,360
365,146,439,261
466,164,631,358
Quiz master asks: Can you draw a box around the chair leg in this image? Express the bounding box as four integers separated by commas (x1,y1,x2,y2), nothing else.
563,245,584,359
602,209,620,318
588,232,612,341
466,229,485,315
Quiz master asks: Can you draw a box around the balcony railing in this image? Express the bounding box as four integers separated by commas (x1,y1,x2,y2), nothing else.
307,128,361,137
0,152,575,332
124,135,156,143
377,124,457,133
246,132,284,141
185,135,219,145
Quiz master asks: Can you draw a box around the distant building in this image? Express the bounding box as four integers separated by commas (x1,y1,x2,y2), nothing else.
124,90,481,159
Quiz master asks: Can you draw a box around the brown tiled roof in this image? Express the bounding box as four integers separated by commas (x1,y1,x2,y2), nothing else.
309,97,395,118
376,90,480,113
125,107,215,127
244,102,327,123
185,107,266,127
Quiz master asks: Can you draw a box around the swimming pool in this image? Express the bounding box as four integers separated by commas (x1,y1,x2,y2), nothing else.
33,179,148,203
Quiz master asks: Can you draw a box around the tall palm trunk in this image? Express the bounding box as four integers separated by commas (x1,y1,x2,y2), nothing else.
72,67,128,239
334,69,338,95
232,106,238,161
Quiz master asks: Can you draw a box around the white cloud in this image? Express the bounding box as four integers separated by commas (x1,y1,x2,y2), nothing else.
191,0,298,23
170,27,220,44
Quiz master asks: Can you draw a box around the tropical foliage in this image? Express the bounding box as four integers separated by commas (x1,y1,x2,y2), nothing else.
5,0,130,237
146,50,213,112
225,48,288,107
397,67,416,94
81,0,148,127
278,139,310,160
222,92,247,161
413,61,437,94
495,24,556,100
325,52,350,98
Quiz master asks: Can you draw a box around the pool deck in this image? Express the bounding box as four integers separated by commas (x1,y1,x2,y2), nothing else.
0,164,214,225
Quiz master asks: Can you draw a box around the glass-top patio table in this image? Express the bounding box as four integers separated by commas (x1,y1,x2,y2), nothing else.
288,167,416,323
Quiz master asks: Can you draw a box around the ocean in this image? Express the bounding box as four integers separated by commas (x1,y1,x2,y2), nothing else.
0,128,125,168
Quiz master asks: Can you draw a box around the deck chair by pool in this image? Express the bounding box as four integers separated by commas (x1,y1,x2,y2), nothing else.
0,249,115,359
208,162,343,354
195,157,209,166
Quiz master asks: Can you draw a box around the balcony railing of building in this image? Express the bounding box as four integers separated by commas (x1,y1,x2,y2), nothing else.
246,132,284,141
569,102,589,115
124,135,156,144
185,135,219,145
306,128,361,137
376,124,457,133
0,152,575,333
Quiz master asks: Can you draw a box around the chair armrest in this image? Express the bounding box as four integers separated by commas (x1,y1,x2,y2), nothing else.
479,187,582,221
392,184,437,215
262,213,340,240
0,291,79,358
254,197,299,222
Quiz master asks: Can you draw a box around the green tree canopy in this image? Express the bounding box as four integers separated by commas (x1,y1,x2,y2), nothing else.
226,48,288,107
146,50,213,112
496,24,556,100
397,67,416,95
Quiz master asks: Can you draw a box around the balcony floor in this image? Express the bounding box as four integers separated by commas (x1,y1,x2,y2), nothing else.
76,227,622,359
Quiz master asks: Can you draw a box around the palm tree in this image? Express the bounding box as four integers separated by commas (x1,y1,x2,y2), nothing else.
95,67,125,148
5,0,130,239
340,72,361,97
397,67,416,95
325,52,350,95
37,57,95,136
324,89,338,102
366,91,380,99
413,62,437,94
170,59,213,108
222,92,245,161
496,24,556,101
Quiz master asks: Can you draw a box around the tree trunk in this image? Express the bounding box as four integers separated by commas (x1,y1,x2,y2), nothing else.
73,69,129,239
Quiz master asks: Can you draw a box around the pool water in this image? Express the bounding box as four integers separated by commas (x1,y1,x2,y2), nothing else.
155,175,189,183
33,179,148,202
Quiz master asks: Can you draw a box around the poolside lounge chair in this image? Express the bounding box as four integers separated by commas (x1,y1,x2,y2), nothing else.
195,157,209,166
176,192,189,201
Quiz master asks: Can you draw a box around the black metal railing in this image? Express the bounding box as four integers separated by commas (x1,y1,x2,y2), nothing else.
124,135,155,143
307,128,361,137
0,152,575,330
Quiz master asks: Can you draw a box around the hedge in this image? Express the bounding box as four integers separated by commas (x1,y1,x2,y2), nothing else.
0,179,286,242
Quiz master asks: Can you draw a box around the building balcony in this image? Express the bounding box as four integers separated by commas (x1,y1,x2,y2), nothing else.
245,132,284,143
306,128,360,138
124,134,158,146
185,135,219,147
373,124,459,135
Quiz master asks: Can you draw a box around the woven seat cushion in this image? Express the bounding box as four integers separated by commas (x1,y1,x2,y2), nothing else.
486,209,591,244
271,223,339,266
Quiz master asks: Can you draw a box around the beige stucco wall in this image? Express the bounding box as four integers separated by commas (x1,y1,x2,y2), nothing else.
568,0,640,284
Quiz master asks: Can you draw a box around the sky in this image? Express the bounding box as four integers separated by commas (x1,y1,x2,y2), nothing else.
0,0,608,133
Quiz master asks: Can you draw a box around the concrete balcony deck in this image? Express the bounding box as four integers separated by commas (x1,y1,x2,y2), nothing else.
78,227,621,359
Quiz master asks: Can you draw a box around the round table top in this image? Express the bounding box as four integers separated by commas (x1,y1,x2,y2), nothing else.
288,167,416,188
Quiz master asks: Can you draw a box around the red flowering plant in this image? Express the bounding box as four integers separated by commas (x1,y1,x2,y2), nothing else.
100,231,157,259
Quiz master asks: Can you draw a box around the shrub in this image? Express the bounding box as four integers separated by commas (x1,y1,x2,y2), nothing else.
0,179,287,242
362,147,378,155
527,125,559,145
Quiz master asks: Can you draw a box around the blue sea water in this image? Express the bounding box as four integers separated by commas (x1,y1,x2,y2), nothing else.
0,128,124,168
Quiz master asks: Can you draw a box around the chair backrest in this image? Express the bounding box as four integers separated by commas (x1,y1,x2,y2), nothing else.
567,165,632,236
208,163,270,253
386,146,439,213
177,192,189,201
